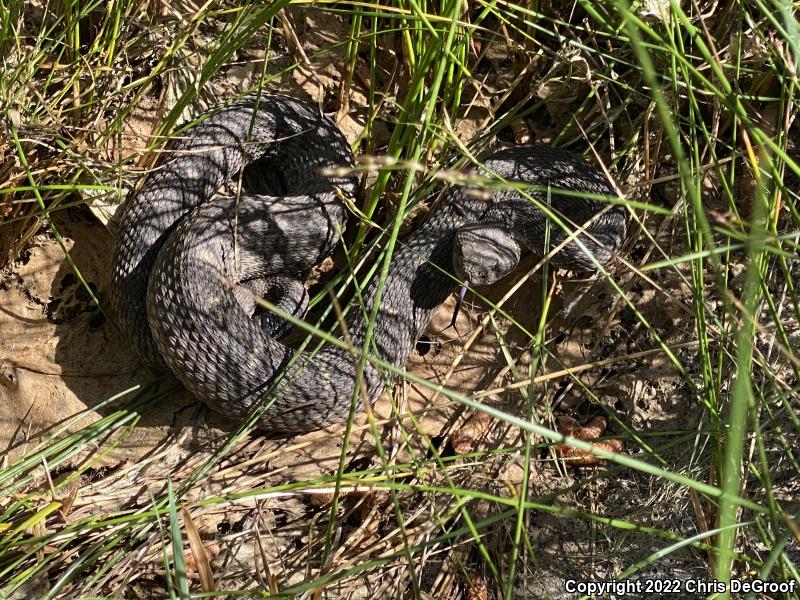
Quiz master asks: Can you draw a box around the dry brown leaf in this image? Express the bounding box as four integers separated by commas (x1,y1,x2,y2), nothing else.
182,507,216,592
357,490,391,521
553,439,624,465
554,415,623,465
308,491,337,507
308,488,360,508
556,415,607,439
451,411,492,455
465,573,489,600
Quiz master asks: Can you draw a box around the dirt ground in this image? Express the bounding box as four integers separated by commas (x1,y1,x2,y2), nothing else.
1,202,710,598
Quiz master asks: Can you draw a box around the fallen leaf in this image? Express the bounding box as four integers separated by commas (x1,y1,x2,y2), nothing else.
451,411,492,455
554,415,623,465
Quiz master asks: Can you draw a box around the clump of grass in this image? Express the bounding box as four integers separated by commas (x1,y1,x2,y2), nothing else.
1,0,799,598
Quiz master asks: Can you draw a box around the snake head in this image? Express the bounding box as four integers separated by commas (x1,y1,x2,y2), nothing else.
452,224,522,286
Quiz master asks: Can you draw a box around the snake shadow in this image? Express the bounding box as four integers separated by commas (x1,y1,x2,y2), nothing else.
48,206,241,459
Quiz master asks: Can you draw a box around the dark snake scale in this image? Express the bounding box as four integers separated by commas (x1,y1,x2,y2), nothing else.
110,94,626,433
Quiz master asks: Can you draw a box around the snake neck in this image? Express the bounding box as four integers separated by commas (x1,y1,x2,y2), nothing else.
342,192,487,376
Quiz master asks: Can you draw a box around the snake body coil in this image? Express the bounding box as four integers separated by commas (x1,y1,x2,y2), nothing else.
111,94,626,433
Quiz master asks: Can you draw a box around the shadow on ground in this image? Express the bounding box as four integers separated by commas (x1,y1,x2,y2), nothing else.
1,205,554,471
